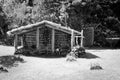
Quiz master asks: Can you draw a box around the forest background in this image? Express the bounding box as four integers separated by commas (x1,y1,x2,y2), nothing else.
0,0,120,47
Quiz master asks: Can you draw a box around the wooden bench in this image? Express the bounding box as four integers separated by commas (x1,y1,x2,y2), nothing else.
106,37,120,47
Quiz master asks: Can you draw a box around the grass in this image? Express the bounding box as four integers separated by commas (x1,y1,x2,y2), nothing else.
0,45,120,80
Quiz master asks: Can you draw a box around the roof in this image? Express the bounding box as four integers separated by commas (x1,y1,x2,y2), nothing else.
7,20,82,36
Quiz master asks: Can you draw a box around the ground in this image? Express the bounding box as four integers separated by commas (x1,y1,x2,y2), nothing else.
0,45,120,80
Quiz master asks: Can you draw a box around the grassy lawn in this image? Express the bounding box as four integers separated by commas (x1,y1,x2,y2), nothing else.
0,45,120,80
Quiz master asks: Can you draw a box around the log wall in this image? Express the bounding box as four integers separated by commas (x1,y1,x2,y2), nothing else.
25,30,37,48
39,27,52,53
21,26,71,54
55,30,71,51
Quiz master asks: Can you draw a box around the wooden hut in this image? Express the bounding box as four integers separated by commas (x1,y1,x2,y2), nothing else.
7,20,84,54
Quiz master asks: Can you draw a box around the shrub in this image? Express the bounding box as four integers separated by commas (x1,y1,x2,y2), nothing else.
0,66,8,73
66,51,77,62
55,46,70,56
66,45,86,61
0,55,25,68
71,45,86,58
14,48,30,56
90,62,103,70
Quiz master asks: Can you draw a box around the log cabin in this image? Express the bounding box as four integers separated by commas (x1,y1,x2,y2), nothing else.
7,20,84,55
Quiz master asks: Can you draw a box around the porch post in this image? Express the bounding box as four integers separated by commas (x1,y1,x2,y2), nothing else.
71,30,74,49
21,36,24,47
14,34,18,52
75,36,78,45
81,30,84,47
36,27,40,49
52,29,55,52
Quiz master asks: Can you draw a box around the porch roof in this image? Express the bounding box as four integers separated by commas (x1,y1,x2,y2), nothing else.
7,20,82,36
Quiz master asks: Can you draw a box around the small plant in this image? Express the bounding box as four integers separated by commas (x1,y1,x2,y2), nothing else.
0,66,8,73
66,51,77,62
74,46,86,57
66,45,86,61
90,62,103,70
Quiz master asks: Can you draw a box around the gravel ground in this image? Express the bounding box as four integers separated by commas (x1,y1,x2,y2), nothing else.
0,45,120,80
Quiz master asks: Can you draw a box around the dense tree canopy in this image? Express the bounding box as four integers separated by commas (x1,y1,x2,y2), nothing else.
0,0,120,47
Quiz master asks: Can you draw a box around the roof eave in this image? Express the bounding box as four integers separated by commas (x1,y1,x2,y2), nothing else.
7,20,82,36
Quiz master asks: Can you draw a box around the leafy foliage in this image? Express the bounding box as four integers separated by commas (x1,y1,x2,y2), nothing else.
0,0,120,47
0,55,25,68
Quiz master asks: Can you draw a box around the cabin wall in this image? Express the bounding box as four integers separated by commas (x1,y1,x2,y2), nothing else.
24,30,37,48
17,35,22,46
18,26,71,55
55,30,71,51
39,27,52,53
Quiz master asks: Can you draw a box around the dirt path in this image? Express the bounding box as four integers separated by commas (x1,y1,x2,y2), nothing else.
0,46,120,80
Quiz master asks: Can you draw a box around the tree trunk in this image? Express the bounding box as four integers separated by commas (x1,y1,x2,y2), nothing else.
0,27,4,35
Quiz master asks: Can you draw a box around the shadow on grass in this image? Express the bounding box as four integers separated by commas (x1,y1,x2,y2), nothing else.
0,55,25,68
15,48,99,59
20,52,99,59
36,52,100,59
86,47,120,50
26,53,65,58
79,52,100,59
15,48,66,58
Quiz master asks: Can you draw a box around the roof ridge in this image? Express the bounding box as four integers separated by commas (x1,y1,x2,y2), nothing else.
7,20,81,36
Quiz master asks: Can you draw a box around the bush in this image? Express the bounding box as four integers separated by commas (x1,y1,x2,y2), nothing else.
1,36,14,46
14,48,31,56
66,51,77,62
71,46,86,58
55,46,71,56
0,66,8,73
66,45,86,61
0,55,25,68
90,62,103,70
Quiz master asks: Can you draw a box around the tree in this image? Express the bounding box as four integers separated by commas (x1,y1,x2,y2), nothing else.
1,0,61,29
0,2,8,37
0,0,120,47
64,0,120,46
